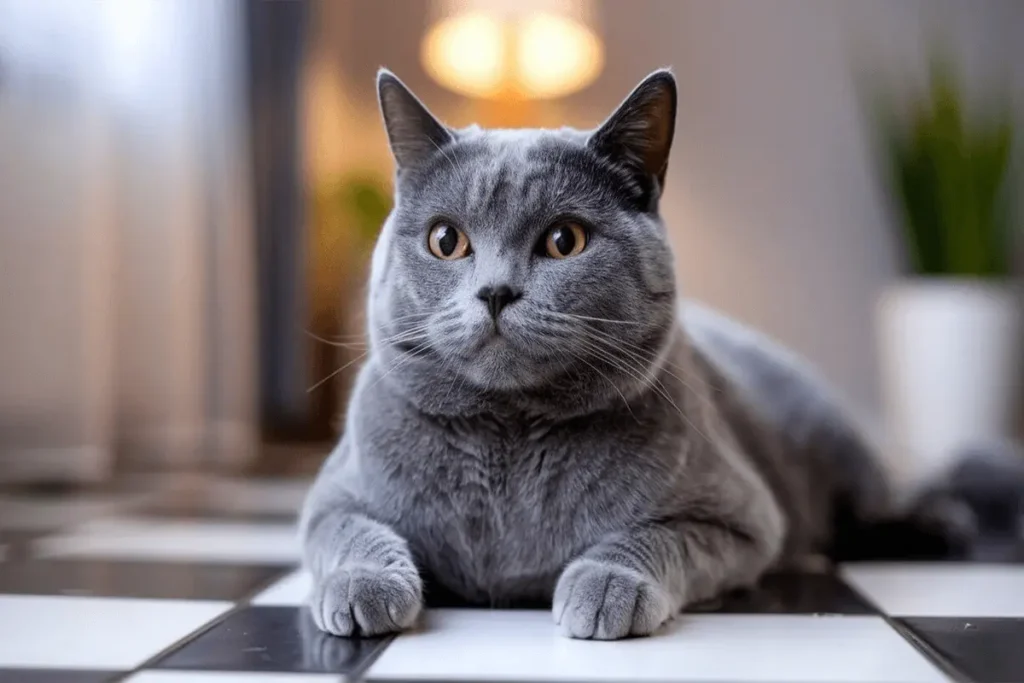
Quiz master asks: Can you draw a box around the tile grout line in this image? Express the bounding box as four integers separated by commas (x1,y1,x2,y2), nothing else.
346,634,399,683
839,573,971,682
886,618,974,683
107,562,298,682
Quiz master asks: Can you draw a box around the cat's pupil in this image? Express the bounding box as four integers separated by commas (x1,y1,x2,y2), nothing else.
437,225,457,256
552,226,575,255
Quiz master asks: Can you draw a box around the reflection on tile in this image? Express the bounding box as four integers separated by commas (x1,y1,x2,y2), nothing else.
155,606,390,676
691,572,876,615
842,563,1024,617
257,570,876,616
35,518,300,565
0,596,229,669
0,559,289,600
366,610,946,682
129,673,344,682
900,617,1024,683
0,670,120,683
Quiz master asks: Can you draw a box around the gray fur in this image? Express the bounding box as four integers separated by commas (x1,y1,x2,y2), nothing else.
300,69,927,640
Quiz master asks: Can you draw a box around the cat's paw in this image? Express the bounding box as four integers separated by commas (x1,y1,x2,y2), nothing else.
309,563,423,637
553,558,672,640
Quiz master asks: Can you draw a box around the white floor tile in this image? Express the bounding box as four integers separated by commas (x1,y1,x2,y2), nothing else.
128,672,343,682
252,568,311,606
366,610,947,682
842,562,1024,617
34,517,300,564
0,595,229,669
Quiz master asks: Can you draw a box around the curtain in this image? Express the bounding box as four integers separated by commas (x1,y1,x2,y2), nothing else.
0,0,258,483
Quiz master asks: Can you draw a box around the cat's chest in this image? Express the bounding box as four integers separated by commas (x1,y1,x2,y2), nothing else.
369,415,653,598
398,417,577,528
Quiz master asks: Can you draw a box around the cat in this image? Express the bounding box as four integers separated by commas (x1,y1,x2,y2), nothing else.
300,68,989,641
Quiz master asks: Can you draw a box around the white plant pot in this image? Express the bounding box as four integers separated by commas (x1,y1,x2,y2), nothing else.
877,280,1022,486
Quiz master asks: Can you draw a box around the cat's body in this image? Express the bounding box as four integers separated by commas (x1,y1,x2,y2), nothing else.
302,301,884,606
301,69,975,640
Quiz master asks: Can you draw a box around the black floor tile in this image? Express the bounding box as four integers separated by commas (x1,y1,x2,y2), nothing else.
154,605,390,675
0,559,290,601
0,670,120,683
900,617,1024,683
690,572,877,615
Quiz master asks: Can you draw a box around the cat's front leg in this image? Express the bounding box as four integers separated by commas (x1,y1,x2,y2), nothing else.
554,516,781,640
302,506,423,637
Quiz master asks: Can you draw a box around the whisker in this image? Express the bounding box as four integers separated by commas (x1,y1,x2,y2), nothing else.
307,351,370,393
427,136,465,179
578,326,713,395
572,332,715,443
542,310,647,326
304,330,367,349
368,340,434,390
566,350,639,423
571,334,702,429
311,312,431,341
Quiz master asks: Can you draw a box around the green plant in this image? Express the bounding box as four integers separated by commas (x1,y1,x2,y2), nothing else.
310,173,392,324
875,56,1016,277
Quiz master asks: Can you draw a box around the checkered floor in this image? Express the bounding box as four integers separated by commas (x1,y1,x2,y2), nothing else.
2,478,1024,683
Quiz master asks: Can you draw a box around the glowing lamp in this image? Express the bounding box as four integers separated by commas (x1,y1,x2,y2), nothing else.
421,0,604,100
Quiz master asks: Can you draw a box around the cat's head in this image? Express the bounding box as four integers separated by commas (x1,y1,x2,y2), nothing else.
366,69,679,413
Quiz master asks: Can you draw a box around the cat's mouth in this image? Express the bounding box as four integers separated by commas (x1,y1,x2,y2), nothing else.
473,327,507,352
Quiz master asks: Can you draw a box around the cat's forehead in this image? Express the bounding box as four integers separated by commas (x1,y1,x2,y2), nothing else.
454,127,584,174
409,126,636,217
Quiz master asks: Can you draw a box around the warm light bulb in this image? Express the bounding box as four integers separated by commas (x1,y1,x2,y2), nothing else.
515,13,603,99
421,11,506,99
421,8,604,100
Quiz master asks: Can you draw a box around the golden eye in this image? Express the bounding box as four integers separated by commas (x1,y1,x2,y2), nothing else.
544,222,587,259
428,222,471,260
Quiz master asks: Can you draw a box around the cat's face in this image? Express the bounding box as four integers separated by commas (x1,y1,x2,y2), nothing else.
367,70,679,407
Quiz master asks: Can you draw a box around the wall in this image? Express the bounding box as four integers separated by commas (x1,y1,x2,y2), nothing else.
649,0,1024,414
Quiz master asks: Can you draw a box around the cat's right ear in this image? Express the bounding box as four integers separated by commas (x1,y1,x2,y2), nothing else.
588,69,677,191
377,69,453,172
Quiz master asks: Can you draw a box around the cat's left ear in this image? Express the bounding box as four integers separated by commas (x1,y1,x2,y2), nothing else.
377,68,454,173
588,69,677,190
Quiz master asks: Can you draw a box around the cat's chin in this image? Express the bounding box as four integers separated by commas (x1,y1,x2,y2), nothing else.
463,361,546,392
460,349,560,392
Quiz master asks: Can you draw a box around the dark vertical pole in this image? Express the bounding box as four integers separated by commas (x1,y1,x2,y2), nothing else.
245,0,311,440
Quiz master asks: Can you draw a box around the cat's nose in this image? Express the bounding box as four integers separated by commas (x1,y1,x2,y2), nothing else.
476,285,521,320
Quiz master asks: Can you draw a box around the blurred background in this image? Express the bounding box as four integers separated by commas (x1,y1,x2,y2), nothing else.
0,0,1022,490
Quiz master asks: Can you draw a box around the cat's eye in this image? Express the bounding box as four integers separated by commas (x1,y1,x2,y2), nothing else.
543,222,587,259
428,222,471,260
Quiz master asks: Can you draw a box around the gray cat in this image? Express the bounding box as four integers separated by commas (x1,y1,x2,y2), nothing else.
300,68,971,640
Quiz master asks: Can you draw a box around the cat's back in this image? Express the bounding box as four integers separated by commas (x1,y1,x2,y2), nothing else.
682,302,876,452
682,301,891,550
